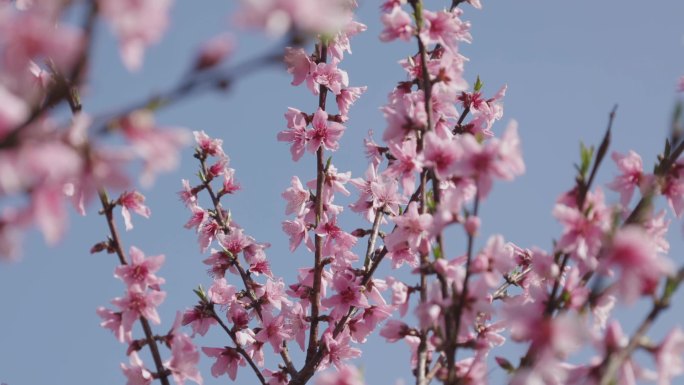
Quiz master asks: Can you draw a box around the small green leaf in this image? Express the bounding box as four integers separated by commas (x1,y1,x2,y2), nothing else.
426,190,436,211
193,285,207,301
432,245,443,260
663,276,680,301
474,75,483,92
579,142,594,177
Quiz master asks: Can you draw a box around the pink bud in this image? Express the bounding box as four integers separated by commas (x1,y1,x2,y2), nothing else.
194,33,235,71
465,216,481,237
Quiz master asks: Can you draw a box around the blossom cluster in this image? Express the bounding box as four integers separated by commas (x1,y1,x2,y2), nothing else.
93,193,203,385
0,0,187,260
175,0,684,384
1,0,684,385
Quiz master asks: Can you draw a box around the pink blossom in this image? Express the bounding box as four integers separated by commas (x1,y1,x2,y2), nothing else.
380,6,414,42
235,0,348,37
120,352,152,385
644,210,670,255
384,239,419,269
307,108,345,153
282,176,310,216
202,346,244,380
255,311,292,353
0,9,83,74
363,131,384,167
351,304,393,342
422,9,471,50
370,176,405,216
284,302,308,351
382,90,427,144
277,107,309,161
202,249,233,279
249,256,273,278
178,179,198,207
307,60,349,95
257,278,292,311
464,215,480,236
198,220,220,253
423,131,460,179
316,365,365,385
380,1,406,12
284,47,311,86
554,188,611,269
385,202,431,252
350,164,385,221
315,216,357,257
431,183,475,234
337,86,367,119
114,246,165,289
465,85,507,137
264,368,289,385
220,167,240,195
166,333,203,385
282,217,313,252
321,271,369,320
603,226,673,304
248,342,267,368
380,319,410,342
661,174,684,218
119,110,191,187
384,138,423,194
31,184,68,245
111,285,166,335
655,327,684,385
0,85,28,138
184,205,208,232
193,130,225,158
217,228,251,256
208,156,229,179
99,0,172,71
387,276,411,316
117,191,151,231
329,18,367,60
194,33,235,71
321,330,362,371
607,150,644,206
453,120,524,197
182,305,217,337
471,234,515,287
306,164,352,202
208,278,237,306
97,307,130,343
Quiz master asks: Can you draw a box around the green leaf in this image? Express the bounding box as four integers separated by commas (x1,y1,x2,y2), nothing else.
579,142,594,177
193,285,207,301
426,190,436,211
474,75,483,92
432,245,443,260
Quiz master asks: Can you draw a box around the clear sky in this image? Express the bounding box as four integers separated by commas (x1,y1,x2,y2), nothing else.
1,1,684,385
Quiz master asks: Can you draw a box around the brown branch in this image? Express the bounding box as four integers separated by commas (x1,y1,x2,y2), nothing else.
209,307,267,385
306,40,329,364
197,155,297,376
98,189,171,385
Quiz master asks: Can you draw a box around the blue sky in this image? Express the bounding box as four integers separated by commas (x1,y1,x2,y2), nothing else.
1,1,684,384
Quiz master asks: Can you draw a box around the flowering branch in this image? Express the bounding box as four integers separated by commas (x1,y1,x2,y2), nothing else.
598,266,684,385
98,189,171,385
